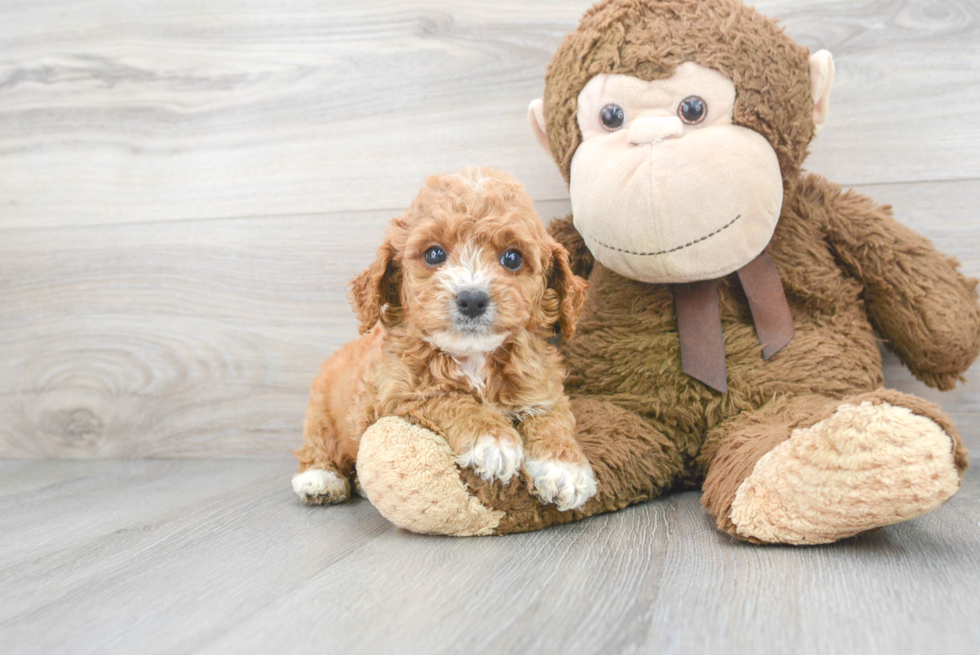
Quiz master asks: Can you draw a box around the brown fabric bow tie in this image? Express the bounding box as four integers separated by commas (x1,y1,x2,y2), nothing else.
671,251,794,394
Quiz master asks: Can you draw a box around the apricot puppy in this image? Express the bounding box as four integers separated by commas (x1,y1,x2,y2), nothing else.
292,167,595,511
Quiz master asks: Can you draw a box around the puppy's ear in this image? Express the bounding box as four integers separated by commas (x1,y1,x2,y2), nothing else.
348,238,401,333
543,242,588,338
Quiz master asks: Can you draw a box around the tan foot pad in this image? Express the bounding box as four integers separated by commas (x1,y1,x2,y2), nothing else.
356,417,504,536
730,401,960,545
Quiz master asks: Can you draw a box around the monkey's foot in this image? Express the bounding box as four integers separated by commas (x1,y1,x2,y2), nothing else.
729,400,961,545
356,417,505,536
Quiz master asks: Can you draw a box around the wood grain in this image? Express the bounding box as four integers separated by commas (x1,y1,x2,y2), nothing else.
0,0,978,228
2,0,978,458
1,459,977,654
0,6,978,458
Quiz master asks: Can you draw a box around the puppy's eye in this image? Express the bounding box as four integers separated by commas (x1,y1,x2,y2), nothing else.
678,96,707,124
600,103,625,131
500,249,523,271
424,246,447,266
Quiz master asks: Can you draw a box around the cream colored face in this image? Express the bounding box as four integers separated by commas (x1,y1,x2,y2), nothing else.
568,62,784,283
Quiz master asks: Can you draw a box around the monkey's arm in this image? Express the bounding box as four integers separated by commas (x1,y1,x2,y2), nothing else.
824,187,980,390
548,215,595,279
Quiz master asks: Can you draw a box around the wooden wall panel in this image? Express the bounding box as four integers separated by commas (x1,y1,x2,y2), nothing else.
0,0,977,228
0,0,978,457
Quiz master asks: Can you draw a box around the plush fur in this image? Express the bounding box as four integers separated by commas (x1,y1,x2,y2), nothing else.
350,0,980,542
293,167,593,509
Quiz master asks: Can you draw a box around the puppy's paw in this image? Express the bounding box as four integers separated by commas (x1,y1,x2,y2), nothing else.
292,468,350,505
525,458,597,511
456,435,525,483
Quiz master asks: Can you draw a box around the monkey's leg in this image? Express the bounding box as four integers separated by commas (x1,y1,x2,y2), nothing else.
700,390,968,545
356,397,686,536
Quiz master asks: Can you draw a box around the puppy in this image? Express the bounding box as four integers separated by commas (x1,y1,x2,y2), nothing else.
292,167,596,511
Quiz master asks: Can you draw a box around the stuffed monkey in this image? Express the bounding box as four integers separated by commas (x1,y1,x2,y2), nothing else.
352,0,980,543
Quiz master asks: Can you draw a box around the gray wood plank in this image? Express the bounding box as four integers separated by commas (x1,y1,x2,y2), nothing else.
0,460,392,654
0,0,978,228
1,459,977,654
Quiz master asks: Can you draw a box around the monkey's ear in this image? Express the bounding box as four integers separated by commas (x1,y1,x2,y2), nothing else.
528,99,554,156
809,50,835,134
348,240,401,334
545,243,588,339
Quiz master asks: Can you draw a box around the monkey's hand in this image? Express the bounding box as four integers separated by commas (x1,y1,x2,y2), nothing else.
548,215,595,280
825,185,980,390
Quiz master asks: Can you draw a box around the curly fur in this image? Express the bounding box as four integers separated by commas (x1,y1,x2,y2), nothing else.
294,167,590,500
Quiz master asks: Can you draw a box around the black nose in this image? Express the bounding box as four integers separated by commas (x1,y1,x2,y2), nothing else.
456,290,490,318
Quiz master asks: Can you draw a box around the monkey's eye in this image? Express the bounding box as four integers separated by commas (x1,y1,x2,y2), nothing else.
600,103,625,131
678,96,707,124
424,246,447,266
500,249,523,271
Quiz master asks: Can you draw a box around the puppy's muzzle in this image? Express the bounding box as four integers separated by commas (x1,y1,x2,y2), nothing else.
456,290,490,319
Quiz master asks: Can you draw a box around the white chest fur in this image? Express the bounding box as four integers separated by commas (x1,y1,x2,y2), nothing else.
453,353,488,393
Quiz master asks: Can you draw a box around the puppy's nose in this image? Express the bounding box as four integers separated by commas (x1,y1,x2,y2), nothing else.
456,290,490,318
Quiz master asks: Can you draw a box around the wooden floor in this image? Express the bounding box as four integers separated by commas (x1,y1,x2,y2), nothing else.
1,456,978,655
2,0,980,652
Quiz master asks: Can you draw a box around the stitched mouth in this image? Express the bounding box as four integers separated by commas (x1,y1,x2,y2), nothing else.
587,214,741,257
